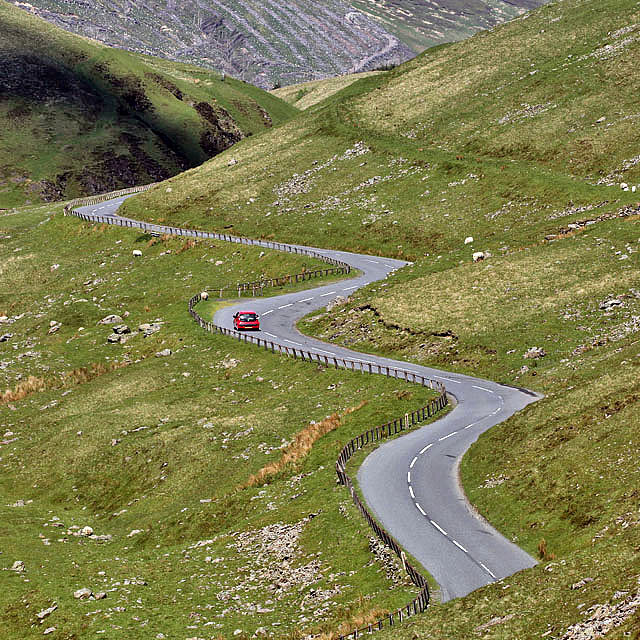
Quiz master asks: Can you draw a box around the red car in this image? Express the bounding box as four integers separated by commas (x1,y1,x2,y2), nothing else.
233,311,260,331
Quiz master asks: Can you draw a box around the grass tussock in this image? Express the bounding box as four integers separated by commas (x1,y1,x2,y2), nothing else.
245,401,367,487
1,375,48,403
1,361,127,404
312,604,390,640
176,238,198,254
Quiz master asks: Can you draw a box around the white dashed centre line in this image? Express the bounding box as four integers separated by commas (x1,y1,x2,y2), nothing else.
415,503,427,516
264,332,277,338
419,443,433,455
409,456,417,469
365,259,379,264
278,303,293,309
452,540,468,553
439,431,457,441
261,310,273,315
320,291,337,297
407,471,411,484
343,285,359,290
409,486,415,499
299,297,314,302
431,520,447,536
473,385,494,393
285,340,302,346
480,563,498,579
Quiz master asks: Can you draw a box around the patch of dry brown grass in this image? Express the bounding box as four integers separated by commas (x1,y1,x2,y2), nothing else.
1,361,127,404
244,401,366,487
176,238,198,253
311,603,389,640
1,375,48,403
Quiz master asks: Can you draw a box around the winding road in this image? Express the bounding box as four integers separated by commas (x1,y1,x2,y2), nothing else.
75,195,540,603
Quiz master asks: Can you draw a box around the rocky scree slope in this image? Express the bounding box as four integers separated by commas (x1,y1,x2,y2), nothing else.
7,0,414,89
350,0,549,53
0,0,295,206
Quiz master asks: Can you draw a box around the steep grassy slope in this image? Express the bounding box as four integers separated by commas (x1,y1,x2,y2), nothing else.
122,0,640,636
6,0,414,89
0,0,296,207
0,203,442,639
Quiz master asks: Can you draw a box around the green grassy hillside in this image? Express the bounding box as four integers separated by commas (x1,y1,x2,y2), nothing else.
0,0,297,207
0,203,443,639
120,0,640,636
272,72,384,110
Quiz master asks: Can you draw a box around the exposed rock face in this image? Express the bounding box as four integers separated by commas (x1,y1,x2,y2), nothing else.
349,0,549,53
8,0,415,88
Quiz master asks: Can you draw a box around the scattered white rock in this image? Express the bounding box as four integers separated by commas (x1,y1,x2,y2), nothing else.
79,526,94,537
99,315,123,325
50,264,60,272
155,349,172,357
48,320,61,334
571,577,594,590
132,250,143,257
523,346,546,359
0,333,13,342
139,323,162,337
600,298,624,311
326,295,348,312
73,587,92,600
473,251,486,262
10,560,25,573
464,236,474,244
36,604,57,620
127,529,144,538
43,627,56,635
228,158,238,167
112,325,131,335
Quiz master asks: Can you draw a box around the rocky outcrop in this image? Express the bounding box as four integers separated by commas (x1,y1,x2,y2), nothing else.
8,0,414,88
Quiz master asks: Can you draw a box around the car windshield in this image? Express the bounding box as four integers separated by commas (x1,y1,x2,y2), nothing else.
238,313,257,321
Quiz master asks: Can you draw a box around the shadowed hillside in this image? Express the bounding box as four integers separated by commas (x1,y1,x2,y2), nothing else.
0,0,296,207
6,0,415,89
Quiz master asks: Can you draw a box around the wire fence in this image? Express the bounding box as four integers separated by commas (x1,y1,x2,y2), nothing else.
68,187,451,639
64,185,352,274
187,293,448,638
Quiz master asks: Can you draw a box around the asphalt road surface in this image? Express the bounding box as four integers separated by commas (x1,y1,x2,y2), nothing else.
76,196,540,602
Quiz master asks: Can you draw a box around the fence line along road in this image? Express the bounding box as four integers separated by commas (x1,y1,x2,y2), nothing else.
188,292,448,638
68,185,452,640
